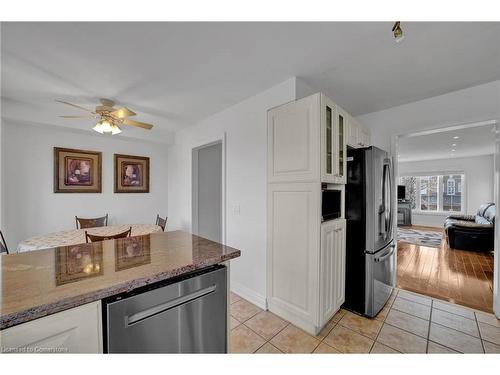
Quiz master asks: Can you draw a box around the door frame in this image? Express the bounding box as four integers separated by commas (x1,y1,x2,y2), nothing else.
191,132,226,245
390,119,499,317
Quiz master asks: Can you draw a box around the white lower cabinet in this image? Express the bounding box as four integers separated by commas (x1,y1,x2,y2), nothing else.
267,181,346,335
0,301,103,353
267,182,321,334
319,219,346,328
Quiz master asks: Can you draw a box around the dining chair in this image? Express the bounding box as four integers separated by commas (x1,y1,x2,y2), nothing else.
156,214,168,232
76,214,109,229
85,227,132,243
0,230,9,254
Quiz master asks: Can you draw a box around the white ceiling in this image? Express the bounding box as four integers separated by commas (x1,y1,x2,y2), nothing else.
398,124,497,163
2,22,500,144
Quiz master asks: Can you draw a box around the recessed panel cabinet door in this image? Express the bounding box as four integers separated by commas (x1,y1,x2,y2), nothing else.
0,301,102,353
319,219,346,327
268,94,320,183
267,183,320,331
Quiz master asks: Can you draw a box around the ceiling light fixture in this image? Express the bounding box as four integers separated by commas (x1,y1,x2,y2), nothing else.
453,136,460,139
392,22,404,43
452,143,457,147
93,119,122,135
452,149,456,152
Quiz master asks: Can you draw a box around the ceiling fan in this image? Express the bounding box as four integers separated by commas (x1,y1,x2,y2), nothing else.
56,98,154,135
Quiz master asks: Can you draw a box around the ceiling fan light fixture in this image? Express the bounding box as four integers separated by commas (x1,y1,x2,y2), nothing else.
93,119,121,135
392,21,404,43
57,98,153,134
111,124,122,135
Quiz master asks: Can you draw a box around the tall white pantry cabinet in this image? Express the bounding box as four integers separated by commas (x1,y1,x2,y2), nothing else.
267,93,364,335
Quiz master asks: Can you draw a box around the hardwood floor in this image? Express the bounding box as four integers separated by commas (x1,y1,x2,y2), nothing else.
397,225,495,313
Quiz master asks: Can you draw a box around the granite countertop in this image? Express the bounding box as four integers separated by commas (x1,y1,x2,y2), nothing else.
0,230,241,330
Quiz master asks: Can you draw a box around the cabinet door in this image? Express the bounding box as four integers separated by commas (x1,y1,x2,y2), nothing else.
268,94,320,183
267,183,320,331
333,220,346,309
0,301,102,353
360,127,371,147
334,108,347,184
319,219,346,327
347,116,359,148
320,95,336,183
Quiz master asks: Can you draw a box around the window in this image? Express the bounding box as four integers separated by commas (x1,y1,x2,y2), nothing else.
420,176,438,211
442,175,463,212
399,173,465,213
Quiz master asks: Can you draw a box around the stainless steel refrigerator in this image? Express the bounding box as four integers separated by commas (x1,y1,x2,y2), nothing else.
344,146,395,318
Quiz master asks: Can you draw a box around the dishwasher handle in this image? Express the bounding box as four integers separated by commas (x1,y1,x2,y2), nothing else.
126,284,217,326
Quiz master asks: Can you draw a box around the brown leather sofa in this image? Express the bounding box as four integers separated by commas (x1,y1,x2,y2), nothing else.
444,203,495,251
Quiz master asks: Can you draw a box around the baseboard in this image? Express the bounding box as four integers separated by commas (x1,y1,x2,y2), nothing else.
267,300,318,335
230,282,267,310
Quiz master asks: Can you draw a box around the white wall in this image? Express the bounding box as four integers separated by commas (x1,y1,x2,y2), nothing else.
398,155,494,227
168,78,296,308
2,122,168,250
357,80,500,152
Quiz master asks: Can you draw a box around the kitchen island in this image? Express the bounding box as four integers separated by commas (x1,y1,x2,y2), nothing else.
0,231,241,353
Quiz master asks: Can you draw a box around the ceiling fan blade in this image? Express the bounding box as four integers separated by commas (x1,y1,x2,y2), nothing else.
55,100,96,114
122,118,154,130
59,115,96,118
111,107,137,118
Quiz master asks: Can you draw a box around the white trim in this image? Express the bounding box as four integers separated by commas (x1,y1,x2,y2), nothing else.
399,170,465,177
411,210,459,216
190,132,227,245
399,119,498,139
231,281,267,310
494,123,500,318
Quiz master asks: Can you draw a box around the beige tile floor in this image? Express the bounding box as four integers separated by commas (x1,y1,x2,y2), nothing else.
229,288,500,354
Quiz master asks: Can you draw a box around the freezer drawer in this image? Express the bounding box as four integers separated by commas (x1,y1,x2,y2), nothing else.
104,266,227,353
365,242,395,317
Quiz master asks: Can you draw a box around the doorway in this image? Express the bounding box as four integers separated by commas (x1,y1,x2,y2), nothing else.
393,120,499,314
192,141,223,242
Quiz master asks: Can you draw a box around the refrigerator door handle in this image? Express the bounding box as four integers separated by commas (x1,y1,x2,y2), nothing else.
385,158,393,237
374,244,395,262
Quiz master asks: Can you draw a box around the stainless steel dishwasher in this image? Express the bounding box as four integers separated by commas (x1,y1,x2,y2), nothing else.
103,265,227,353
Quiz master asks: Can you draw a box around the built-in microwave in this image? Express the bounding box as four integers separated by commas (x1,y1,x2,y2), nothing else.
321,188,341,222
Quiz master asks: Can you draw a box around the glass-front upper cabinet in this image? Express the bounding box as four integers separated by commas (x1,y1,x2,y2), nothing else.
321,94,346,184
336,108,346,184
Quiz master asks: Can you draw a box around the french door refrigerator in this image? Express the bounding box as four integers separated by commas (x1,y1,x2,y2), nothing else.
344,146,395,318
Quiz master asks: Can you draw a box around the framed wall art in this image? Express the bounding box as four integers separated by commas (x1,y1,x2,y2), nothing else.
54,147,102,193
114,154,150,193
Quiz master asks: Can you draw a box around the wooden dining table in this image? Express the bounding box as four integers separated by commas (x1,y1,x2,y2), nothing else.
17,224,163,252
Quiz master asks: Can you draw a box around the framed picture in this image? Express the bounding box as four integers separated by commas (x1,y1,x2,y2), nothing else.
55,243,103,286
114,154,150,193
115,235,151,271
54,147,102,193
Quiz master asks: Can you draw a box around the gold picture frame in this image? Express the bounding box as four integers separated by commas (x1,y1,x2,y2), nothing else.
54,147,102,193
114,154,150,193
